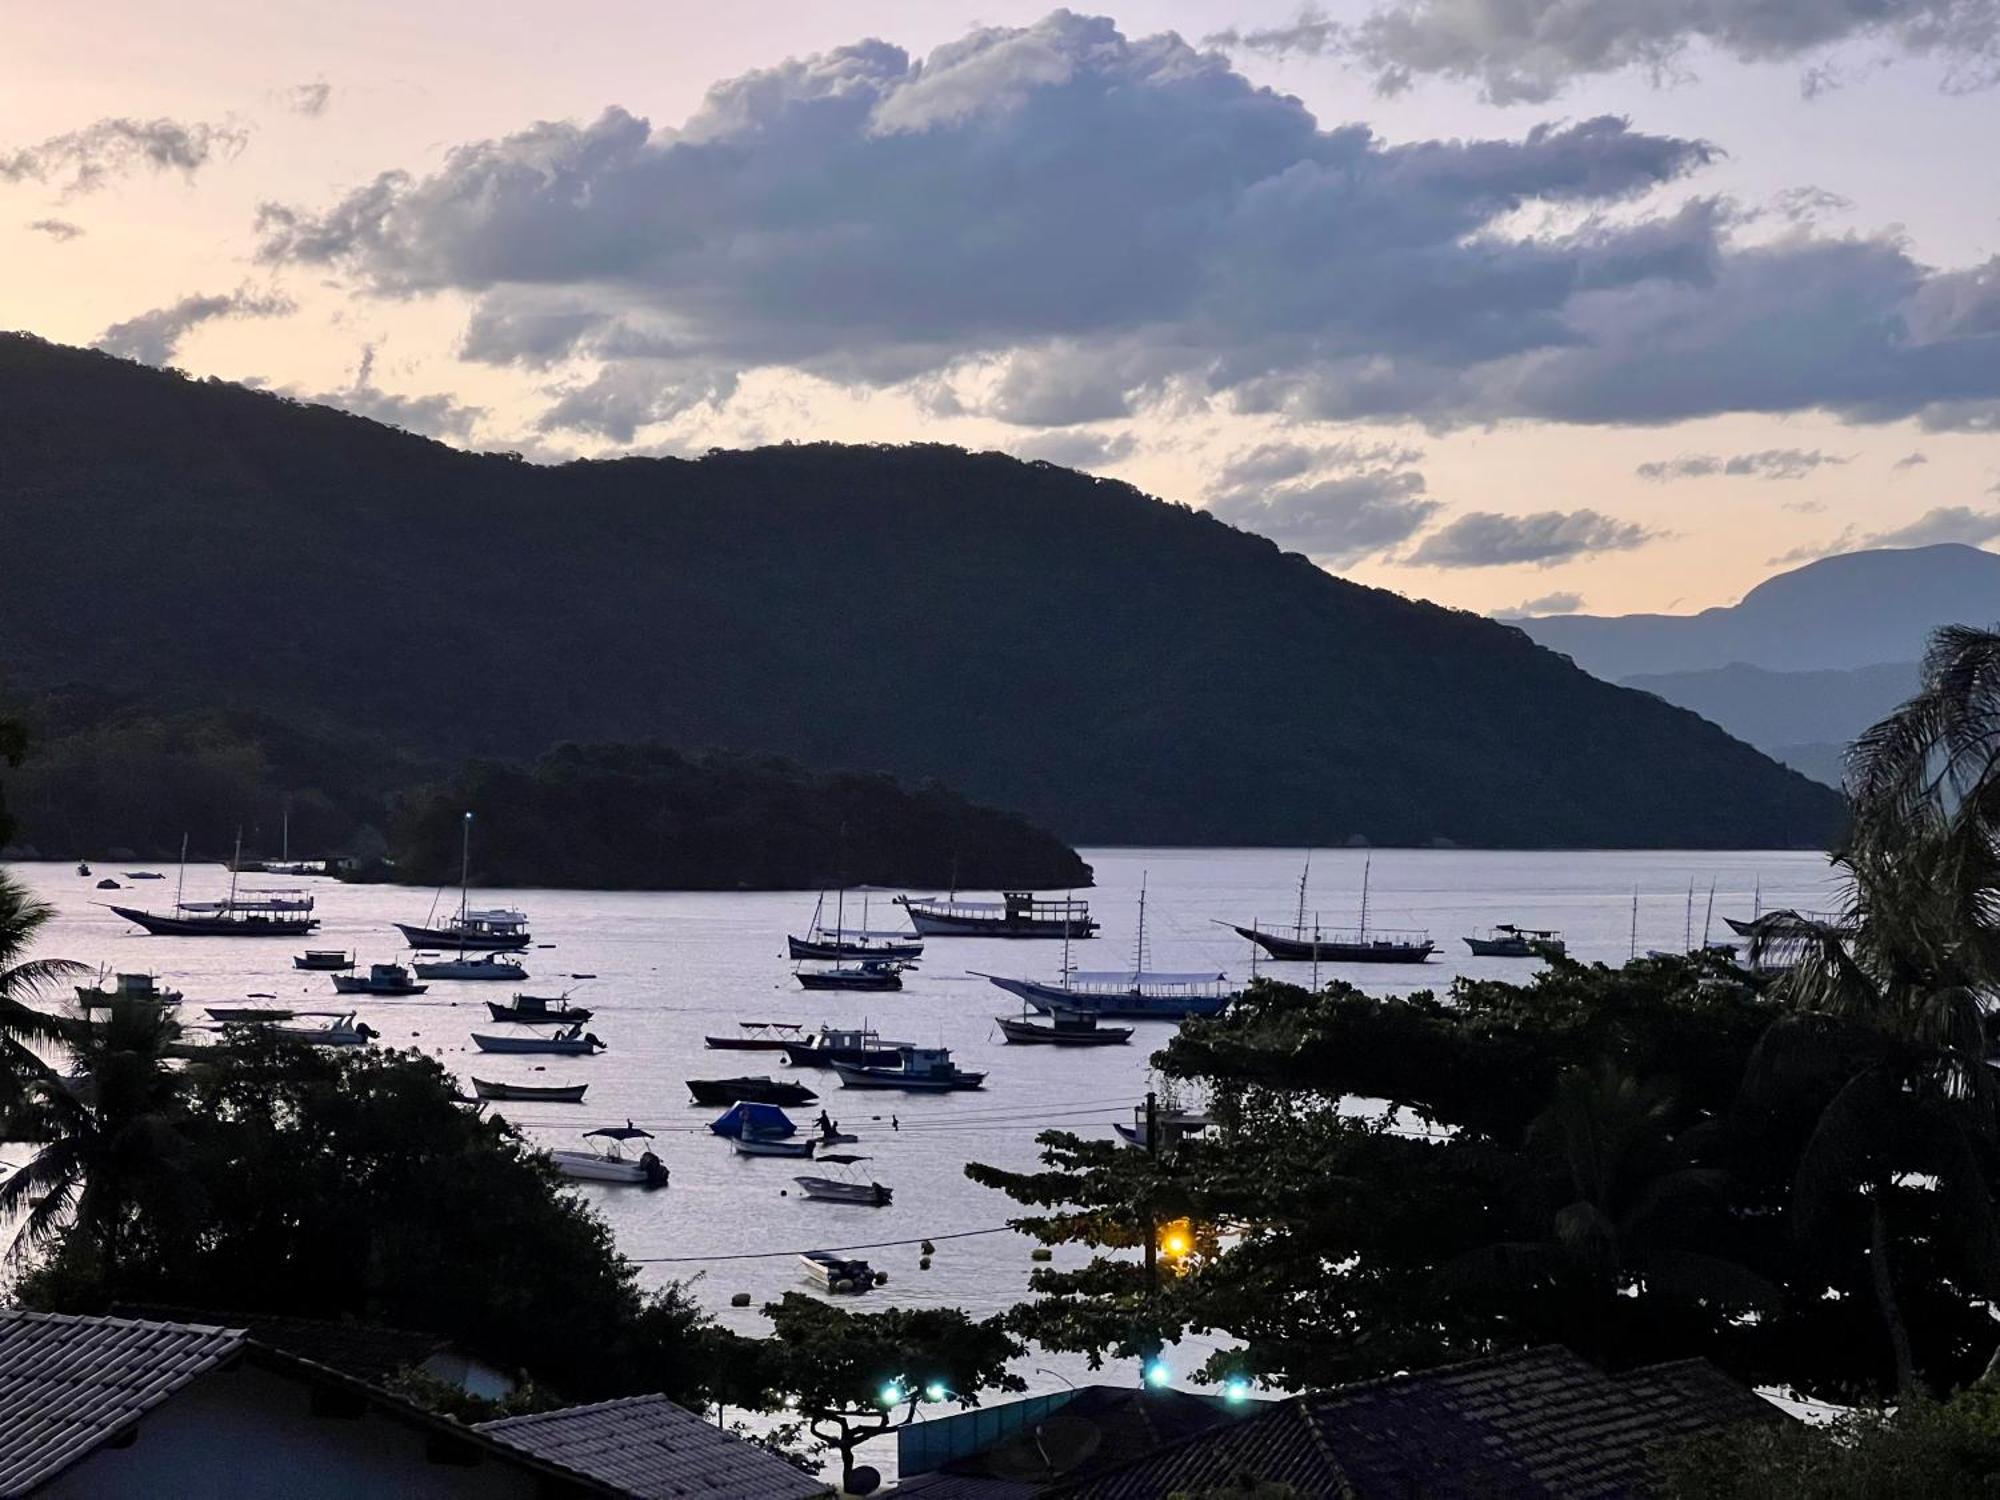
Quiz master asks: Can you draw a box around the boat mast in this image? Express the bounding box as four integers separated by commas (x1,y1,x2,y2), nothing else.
1683,879,1693,953
1358,855,1371,939
228,828,243,910
457,811,473,955
1132,872,1150,977
174,832,189,912
282,799,290,863
1294,850,1311,938
1701,879,1717,950
1629,887,1638,961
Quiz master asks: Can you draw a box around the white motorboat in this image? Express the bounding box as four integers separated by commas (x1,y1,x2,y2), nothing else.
258,1011,378,1047
793,1154,893,1206
731,1136,817,1159
551,1124,669,1187
414,952,526,982
798,1249,879,1293
471,1023,605,1055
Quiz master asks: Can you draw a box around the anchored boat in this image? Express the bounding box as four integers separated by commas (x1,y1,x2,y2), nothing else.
331,963,428,997
704,1021,805,1052
395,812,532,951
1225,853,1433,965
798,1250,877,1293
415,952,526,982
788,890,924,961
794,1155,893,1207
1463,924,1566,958
995,1008,1133,1045
471,1023,605,1055
832,1045,985,1092
686,1076,819,1108
471,1077,588,1104
794,958,907,992
75,971,183,1009
982,875,1236,1020
552,1125,669,1188
778,1025,909,1070
293,950,355,972
894,889,1097,939
108,891,318,938
485,992,593,1024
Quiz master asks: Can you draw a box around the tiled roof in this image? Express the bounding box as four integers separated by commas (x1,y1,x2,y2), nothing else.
0,1310,246,1495
110,1303,450,1388
911,1386,1248,1491
479,1393,831,1500
1052,1346,1778,1500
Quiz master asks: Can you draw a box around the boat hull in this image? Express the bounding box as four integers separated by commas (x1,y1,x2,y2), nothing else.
330,977,428,996
413,961,525,981
779,1040,905,1069
901,907,1098,939
1231,926,1434,964
986,974,1233,1020
471,1078,588,1103
831,1062,985,1091
731,1137,816,1158
995,1015,1133,1045
486,1000,593,1024
394,922,530,952
794,1177,893,1206
705,1036,795,1051
471,1033,602,1055
795,970,902,991
109,905,318,937
293,954,354,971
686,1078,819,1108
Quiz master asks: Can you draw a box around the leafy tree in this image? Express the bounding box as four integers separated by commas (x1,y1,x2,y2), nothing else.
0,713,25,847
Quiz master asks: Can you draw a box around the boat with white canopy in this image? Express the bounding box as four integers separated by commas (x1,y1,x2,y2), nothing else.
894,889,1097,939
552,1124,669,1187
107,832,320,937
394,812,532,951
415,951,526,982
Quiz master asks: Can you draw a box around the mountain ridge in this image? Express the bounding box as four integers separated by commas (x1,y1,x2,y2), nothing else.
0,333,1840,848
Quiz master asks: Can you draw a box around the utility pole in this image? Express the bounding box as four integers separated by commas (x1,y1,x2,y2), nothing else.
1142,1088,1158,1387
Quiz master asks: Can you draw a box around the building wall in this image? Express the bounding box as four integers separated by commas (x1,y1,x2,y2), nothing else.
41,1364,550,1498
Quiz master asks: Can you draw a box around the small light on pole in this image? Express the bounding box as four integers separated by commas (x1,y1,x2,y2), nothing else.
1144,1359,1171,1388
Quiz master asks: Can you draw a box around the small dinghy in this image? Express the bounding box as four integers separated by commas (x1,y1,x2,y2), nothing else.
414,951,527,982
471,1023,605,1055
832,1045,986,1092
686,1075,818,1108
471,1077,588,1103
732,1135,817,1159
294,950,355,972
995,1008,1133,1046
704,1021,805,1051
551,1124,669,1188
794,1155,894,1207
798,1250,878,1293
485,992,594,1024
331,963,428,997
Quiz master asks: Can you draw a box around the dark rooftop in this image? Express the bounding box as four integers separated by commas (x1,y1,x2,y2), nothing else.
110,1302,455,1389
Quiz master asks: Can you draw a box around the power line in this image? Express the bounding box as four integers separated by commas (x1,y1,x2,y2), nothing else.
628,1224,1020,1264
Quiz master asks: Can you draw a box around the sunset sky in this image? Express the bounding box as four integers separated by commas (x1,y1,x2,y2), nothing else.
4,0,1997,616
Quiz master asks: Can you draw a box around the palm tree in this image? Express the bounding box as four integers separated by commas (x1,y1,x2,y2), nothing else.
1751,624,2000,1393
0,868,85,1078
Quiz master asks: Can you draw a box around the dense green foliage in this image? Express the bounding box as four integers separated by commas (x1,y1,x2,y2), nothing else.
385,742,1089,889
0,333,1840,847
1663,1389,2000,1498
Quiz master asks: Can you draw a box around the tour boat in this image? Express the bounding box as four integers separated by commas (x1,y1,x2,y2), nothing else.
414,952,526,982
1463,924,1566,958
1224,853,1433,965
778,1025,909,1070
293,950,355,971
471,1023,605,1055
832,1045,985,1092
982,877,1236,1020
394,812,532,951
788,890,924,961
75,971,183,1009
794,958,907,992
793,1156,894,1207
108,891,319,938
703,1021,805,1052
994,1008,1133,1045
895,889,1097,939
798,1250,877,1294
551,1125,669,1188
330,963,428,996
685,1076,819,1108
471,1077,589,1104
485,993,593,1024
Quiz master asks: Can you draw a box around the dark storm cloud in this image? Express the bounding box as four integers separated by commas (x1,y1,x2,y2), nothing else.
252,12,2000,439
1636,448,1848,480
1,116,247,194
93,288,294,366
1406,508,1655,567
1213,0,2000,104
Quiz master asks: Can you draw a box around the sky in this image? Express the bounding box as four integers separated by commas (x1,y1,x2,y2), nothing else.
3,0,1998,617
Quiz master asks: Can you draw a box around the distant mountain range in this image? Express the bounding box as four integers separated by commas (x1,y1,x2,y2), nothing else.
1520,545,2000,786
0,334,1838,848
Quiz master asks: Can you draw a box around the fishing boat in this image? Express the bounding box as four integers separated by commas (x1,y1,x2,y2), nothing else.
895,889,1097,939
471,1077,589,1104
206,1004,296,1023
414,952,526,982
551,1125,669,1188
330,963,428,997
995,1008,1133,1045
685,1076,819,1108
259,1012,378,1047
778,1025,909,1070
471,1023,605,1055
981,876,1237,1020
75,971,183,1009
732,1135,817,1159
1224,853,1433,965
832,1045,985,1092
485,992,593,1024
293,950,355,971
794,1156,893,1207
1112,1097,1212,1150
787,890,924,961
708,1101,798,1140
704,1021,805,1052
394,811,532,951
1463,924,1566,958
794,958,907,992
798,1250,877,1293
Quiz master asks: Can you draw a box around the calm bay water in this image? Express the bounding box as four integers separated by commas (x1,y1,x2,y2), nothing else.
11,846,1837,1453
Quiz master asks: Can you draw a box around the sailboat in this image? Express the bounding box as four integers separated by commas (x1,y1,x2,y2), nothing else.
787,890,924,961
793,886,914,989
1222,853,1433,964
393,812,531,951
979,877,1236,1020
106,832,320,937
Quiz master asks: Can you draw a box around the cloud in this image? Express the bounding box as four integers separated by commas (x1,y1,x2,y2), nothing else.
25,218,82,241
253,13,2000,439
1207,469,1442,566
1212,438,1425,491
93,288,294,366
1636,448,1848,481
1407,508,1655,567
1220,0,2000,105
1866,505,2000,549
1008,429,1137,470
293,345,484,440
0,116,247,194
282,82,332,117
1492,590,1585,617
1893,451,1929,470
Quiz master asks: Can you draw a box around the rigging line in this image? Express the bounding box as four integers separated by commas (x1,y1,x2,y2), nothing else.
628,1224,1019,1264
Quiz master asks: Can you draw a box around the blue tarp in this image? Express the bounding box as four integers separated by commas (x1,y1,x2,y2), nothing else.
709,1101,797,1139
